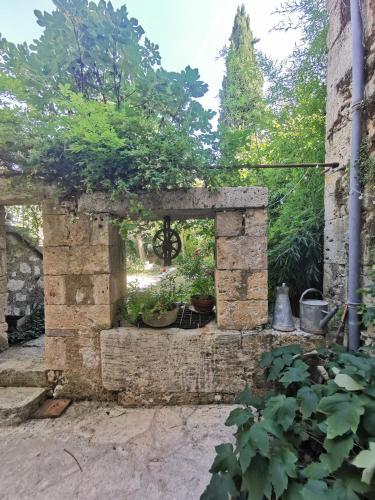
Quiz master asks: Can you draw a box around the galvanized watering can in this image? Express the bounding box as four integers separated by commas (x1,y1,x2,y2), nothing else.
299,289,339,335
272,283,295,332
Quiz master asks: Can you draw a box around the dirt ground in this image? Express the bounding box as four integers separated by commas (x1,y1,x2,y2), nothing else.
0,402,234,500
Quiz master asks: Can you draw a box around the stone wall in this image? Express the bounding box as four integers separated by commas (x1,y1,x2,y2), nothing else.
325,0,375,303
101,324,324,407
5,227,43,318
43,200,126,398
0,208,8,351
215,209,268,329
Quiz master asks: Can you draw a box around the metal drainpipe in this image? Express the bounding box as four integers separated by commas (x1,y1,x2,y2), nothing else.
348,0,365,351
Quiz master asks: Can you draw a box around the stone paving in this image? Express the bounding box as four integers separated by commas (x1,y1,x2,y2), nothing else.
0,402,235,500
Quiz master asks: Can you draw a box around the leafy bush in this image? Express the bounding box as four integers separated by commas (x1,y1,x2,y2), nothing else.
360,265,375,328
202,344,375,499
177,249,215,299
120,274,184,324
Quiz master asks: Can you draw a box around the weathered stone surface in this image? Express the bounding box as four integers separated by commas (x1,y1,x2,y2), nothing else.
324,0,375,303
0,331,8,352
79,187,269,220
244,208,268,237
0,387,48,425
45,304,113,330
5,228,43,317
215,211,244,237
216,236,267,270
0,402,234,499
215,270,267,302
216,300,268,330
43,245,111,275
45,337,67,371
101,324,323,405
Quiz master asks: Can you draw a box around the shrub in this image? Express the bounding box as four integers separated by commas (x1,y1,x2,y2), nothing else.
202,344,375,499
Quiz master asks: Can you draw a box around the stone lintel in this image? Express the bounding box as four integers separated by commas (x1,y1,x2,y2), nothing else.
78,187,268,220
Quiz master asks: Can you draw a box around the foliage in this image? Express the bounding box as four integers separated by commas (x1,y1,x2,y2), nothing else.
0,0,214,195
120,274,184,324
8,306,45,345
212,0,328,309
177,249,215,299
359,139,375,192
202,344,375,499
5,205,42,244
360,265,375,328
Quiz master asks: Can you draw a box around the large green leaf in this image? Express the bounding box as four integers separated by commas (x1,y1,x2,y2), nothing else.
225,407,253,428
300,479,336,500
210,443,241,477
249,422,270,457
317,393,365,438
279,360,310,387
263,395,297,432
351,442,375,485
297,386,319,418
334,373,365,391
269,446,297,498
241,455,271,500
200,472,239,500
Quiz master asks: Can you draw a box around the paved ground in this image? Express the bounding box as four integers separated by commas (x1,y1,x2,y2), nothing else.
0,402,234,500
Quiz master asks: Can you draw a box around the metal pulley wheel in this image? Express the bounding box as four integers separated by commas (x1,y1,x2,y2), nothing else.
152,216,182,266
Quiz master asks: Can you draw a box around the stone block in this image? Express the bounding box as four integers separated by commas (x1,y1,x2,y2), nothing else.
45,304,113,330
216,236,267,271
45,337,67,370
216,300,268,330
0,251,6,276
215,270,247,301
44,276,66,305
247,271,268,301
43,213,91,247
245,208,268,237
43,245,111,275
65,275,94,305
101,325,323,403
215,211,244,237
0,330,8,351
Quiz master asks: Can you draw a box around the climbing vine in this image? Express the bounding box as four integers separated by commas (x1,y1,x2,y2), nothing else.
202,344,375,499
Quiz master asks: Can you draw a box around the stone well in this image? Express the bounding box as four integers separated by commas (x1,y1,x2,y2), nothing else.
0,185,323,402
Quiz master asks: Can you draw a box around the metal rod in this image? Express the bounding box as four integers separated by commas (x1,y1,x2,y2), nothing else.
208,162,340,170
348,0,365,351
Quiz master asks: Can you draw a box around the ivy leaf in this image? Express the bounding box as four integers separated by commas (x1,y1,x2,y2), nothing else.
317,393,365,438
297,386,319,418
331,479,361,500
323,435,354,470
363,405,375,437
225,407,253,428
279,360,310,387
300,479,336,500
200,472,239,500
351,442,375,485
334,373,365,391
241,455,270,500
284,481,304,500
263,395,297,432
269,447,297,498
239,444,256,473
249,422,270,456
235,384,252,406
210,443,240,477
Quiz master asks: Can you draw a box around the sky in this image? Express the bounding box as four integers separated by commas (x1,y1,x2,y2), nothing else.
0,0,300,116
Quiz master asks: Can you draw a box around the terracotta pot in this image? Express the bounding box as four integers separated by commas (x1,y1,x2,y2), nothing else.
191,295,215,314
142,305,179,328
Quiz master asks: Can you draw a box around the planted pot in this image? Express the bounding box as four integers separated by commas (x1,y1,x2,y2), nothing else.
191,295,215,314
142,305,179,328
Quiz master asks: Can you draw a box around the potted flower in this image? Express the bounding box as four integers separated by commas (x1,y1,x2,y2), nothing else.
123,275,181,328
190,275,215,313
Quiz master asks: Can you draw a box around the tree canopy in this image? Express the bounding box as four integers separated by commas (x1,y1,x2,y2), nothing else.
0,0,214,195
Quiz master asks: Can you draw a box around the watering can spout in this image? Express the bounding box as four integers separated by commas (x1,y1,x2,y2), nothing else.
319,305,339,329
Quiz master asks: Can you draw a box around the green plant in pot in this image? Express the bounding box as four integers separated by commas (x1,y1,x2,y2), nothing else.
124,275,181,328
191,274,216,313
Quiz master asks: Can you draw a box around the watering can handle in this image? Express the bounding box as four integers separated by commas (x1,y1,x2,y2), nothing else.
299,288,324,303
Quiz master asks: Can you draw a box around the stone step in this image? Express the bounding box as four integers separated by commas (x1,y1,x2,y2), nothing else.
0,387,49,425
0,358,48,387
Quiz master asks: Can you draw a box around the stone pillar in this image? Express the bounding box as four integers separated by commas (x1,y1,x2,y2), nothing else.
42,200,126,398
0,207,8,350
215,209,268,330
